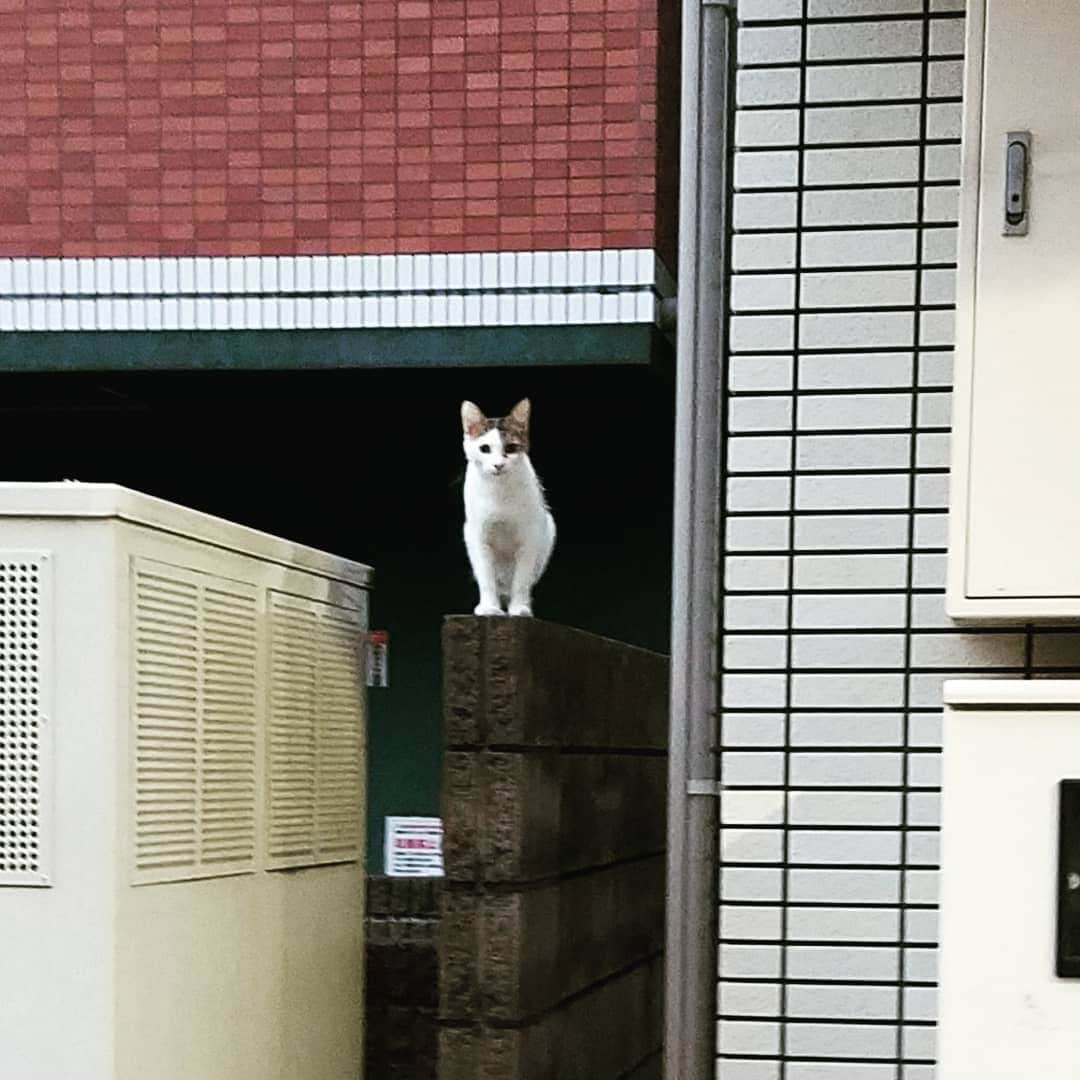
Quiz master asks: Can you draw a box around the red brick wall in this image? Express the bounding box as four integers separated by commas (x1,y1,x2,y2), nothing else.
0,0,674,258
653,0,681,274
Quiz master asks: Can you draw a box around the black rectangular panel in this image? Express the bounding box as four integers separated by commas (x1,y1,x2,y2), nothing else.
1057,780,1080,977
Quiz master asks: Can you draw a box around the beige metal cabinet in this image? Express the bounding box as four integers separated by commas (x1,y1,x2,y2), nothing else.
947,0,1080,618
0,484,370,1080
940,680,1080,1079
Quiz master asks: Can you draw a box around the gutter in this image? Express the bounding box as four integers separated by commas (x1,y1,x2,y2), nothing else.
664,0,736,1076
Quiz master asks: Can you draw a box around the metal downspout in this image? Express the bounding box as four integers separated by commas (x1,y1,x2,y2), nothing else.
665,1,735,1078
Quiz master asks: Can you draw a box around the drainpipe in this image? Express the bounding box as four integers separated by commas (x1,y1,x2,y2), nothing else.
665,1,736,1078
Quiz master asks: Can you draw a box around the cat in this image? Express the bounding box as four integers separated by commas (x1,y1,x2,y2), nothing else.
460,398,556,617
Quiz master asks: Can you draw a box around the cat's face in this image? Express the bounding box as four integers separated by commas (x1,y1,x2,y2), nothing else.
461,399,531,478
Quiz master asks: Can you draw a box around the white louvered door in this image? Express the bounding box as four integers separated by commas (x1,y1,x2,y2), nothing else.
200,583,259,869
312,604,366,861
267,591,365,870
131,560,258,885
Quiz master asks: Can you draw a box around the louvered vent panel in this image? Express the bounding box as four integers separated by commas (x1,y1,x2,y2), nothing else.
133,571,199,876
199,587,258,870
267,598,318,865
315,610,364,860
268,593,364,869
132,562,257,884
0,553,51,887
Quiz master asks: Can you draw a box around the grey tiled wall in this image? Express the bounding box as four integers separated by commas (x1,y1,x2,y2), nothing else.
717,1,1071,1077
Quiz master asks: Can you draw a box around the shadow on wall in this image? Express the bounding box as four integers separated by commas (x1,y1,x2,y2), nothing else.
0,363,676,869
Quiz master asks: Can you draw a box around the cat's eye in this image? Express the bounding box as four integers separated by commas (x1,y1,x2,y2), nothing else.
504,443,520,454
479,444,491,454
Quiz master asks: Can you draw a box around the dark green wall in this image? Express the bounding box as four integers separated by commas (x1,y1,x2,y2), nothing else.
361,367,676,871
0,362,675,871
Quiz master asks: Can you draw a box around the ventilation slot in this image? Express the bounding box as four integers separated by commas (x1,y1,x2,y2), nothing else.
201,586,259,868
132,561,257,885
0,553,50,887
314,608,366,860
268,593,364,869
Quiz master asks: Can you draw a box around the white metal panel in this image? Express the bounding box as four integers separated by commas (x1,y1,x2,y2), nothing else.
0,523,120,1079
948,0,1080,616
131,566,199,879
266,591,365,870
266,595,317,866
0,483,373,588
116,535,367,1080
0,551,51,887
130,559,259,885
0,494,370,1080
940,679,1080,1078
944,678,1080,708
199,580,260,869
313,604,367,861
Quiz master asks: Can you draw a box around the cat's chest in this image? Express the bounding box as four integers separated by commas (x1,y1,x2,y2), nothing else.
464,473,541,524
468,496,535,532
481,517,524,555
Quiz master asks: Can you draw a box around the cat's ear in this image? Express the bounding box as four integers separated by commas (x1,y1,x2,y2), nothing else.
508,398,530,429
461,400,487,437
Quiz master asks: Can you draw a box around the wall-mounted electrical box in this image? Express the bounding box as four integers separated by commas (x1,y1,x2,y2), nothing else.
0,484,371,1080
947,0,1080,619
940,680,1080,1079
1057,780,1080,978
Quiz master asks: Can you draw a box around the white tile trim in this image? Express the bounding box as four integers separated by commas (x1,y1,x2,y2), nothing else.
0,248,675,331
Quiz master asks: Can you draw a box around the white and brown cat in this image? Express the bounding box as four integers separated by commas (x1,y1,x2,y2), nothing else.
461,398,556,617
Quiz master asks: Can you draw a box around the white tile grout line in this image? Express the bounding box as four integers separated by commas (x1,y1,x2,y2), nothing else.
0,248,675,331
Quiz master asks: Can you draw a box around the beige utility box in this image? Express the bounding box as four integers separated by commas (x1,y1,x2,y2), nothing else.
940,680,1080,1079
947,0,1080,618
0,484,370,1080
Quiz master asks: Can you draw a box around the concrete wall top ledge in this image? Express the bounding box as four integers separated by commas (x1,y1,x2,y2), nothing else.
442,615,670,751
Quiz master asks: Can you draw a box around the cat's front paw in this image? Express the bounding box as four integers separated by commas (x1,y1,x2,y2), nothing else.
474,602,504,616
507,603,533,617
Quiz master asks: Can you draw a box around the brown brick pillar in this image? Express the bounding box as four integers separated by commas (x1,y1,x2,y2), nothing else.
438,617,669,1080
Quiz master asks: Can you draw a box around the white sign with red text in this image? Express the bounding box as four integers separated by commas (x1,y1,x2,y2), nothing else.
384,815,444,877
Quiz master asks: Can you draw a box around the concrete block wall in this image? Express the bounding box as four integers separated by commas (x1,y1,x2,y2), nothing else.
365,876,441,1080
438,616,668,1080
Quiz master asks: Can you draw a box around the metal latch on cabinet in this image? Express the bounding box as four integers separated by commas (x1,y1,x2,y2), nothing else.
1004,130,1031,236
